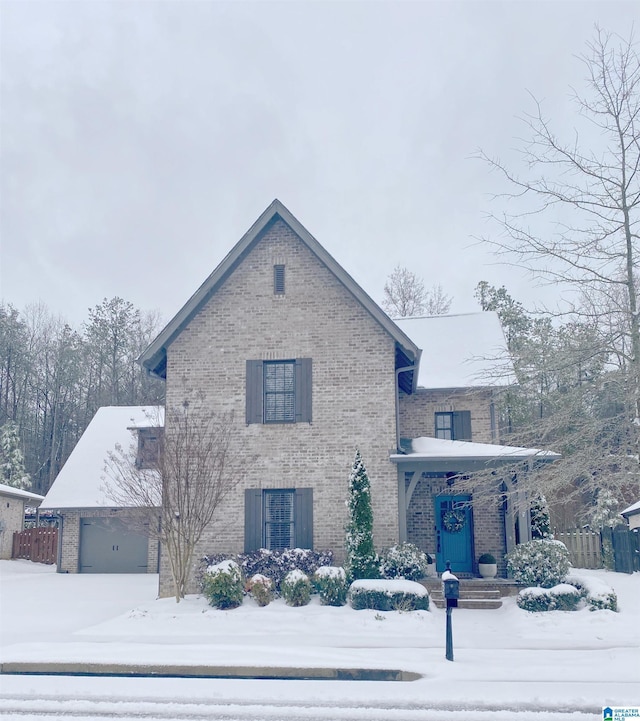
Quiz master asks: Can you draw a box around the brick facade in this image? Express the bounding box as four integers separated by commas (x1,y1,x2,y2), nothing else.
399,387,497,444
161,219,399,596
0,494,28,560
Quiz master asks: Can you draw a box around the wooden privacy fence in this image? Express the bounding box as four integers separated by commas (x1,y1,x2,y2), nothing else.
555,529,603,569
12,527,58,564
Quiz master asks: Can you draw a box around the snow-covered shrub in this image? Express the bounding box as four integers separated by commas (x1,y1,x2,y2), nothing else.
313,566,348,606
566,572,618,612
349,579,429,612
506,540,571,588
236,548,333,591
379,543,431,581
202,560,243,609
530,494,552,539
345,450,380,581
281,570,312,607
517,584,582,612
246,574,273,607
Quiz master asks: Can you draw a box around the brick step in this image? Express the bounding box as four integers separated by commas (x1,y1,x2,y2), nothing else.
430,597,502,610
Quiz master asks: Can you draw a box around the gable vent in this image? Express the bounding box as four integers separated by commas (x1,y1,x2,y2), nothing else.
274,264,285,295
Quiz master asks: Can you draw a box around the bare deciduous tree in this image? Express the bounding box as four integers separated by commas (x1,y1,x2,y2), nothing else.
382,266,452,317
104,402,241,602
477,28,640,505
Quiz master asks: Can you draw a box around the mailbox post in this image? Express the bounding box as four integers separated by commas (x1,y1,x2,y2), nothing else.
441,561,459,662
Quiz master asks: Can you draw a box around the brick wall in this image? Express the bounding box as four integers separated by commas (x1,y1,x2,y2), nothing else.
0,495,26,560
162,219,400,596
399,388,497,443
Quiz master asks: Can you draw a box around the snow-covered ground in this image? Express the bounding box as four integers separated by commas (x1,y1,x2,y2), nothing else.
0,560,638,720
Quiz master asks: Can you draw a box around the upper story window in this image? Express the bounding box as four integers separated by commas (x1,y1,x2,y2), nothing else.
435,411,472,441
264,361,295,423
246,358,312,424
274,264,285,294
136,427,163,469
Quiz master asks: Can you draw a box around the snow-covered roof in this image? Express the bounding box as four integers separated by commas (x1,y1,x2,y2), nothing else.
390,436,560,462
394,312,516,389
620,500,640,517
40,406,163,510
0,483,44,503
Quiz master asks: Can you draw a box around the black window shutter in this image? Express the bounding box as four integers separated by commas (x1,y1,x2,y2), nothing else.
244,489,262,552
294,488,313,549
295,358,312,423
246,360,263,424
453,411,472,441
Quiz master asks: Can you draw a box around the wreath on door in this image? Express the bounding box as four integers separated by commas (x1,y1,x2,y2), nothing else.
442,509,466,533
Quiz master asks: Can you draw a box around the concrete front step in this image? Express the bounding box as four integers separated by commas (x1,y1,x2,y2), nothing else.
430,597,503,610
429,588,501,600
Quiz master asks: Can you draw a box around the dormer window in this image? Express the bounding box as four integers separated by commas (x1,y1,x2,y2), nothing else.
136,427,163,469
274,264,285,295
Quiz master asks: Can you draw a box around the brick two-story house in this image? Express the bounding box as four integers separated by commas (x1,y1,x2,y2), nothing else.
138,200,556,595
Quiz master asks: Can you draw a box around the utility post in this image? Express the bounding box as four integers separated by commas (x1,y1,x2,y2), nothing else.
441,561,459,662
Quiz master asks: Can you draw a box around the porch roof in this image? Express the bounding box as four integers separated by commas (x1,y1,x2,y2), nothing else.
390,436,559,473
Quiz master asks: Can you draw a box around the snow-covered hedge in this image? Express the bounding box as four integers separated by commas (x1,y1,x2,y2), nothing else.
281,569,312,607
566,572,618,612
517,583,582,612
349,579,429,612
200,548,333,592
506,540,571,588
313,566,348,606
379,543,431,581
202,559,244,609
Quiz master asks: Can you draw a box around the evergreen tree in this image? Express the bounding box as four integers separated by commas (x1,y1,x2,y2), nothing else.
530,494,552,539
0,421,30,490
345,449,379,581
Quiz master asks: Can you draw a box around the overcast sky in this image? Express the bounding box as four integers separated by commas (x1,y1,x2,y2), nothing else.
1,1,637,327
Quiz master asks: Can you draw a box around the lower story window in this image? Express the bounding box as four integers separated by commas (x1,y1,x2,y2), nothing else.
244,488,313,552
264,490,294,550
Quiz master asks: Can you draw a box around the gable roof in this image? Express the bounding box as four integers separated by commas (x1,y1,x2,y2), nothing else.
40,406,163,510
394,312,516,389
0,483,44,503
138,199,420,383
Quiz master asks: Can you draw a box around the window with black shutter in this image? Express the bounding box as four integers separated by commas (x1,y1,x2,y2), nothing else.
244,488,313,552
246,358,312,424
435,411,472,441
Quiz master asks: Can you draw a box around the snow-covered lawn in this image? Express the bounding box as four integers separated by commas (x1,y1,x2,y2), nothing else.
0,560,638,720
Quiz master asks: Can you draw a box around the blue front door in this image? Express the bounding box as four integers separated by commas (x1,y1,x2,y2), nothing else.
435,494,473,573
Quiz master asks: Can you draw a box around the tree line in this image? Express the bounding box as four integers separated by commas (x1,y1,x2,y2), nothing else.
0,297,164,495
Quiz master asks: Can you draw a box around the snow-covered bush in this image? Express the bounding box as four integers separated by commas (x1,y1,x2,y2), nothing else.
246,573,273,607
281,570,312,607
566,572,618,612
379,543,431,581
236,548,333,591
202,560,243,609
530,494,552,539
345,449,380,581
517,584,582,612
349,579,429,612
506,540,571,588
313,566,348,606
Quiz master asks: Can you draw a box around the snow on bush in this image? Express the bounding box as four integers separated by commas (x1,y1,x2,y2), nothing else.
345,449,379,581
566,572,618,612
202,559,243,609
506,539,571,588
349,578,429,612
379,543,431,581
281,569,312,607
517,583,582,612
313,566,348,606
246,573,273,607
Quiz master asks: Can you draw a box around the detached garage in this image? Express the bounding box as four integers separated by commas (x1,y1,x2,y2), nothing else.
40,406,162,574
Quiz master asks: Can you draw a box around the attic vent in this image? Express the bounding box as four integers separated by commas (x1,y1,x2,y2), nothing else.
274,265,285,295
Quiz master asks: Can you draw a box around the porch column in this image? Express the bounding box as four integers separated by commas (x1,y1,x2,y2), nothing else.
398,470,414,543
